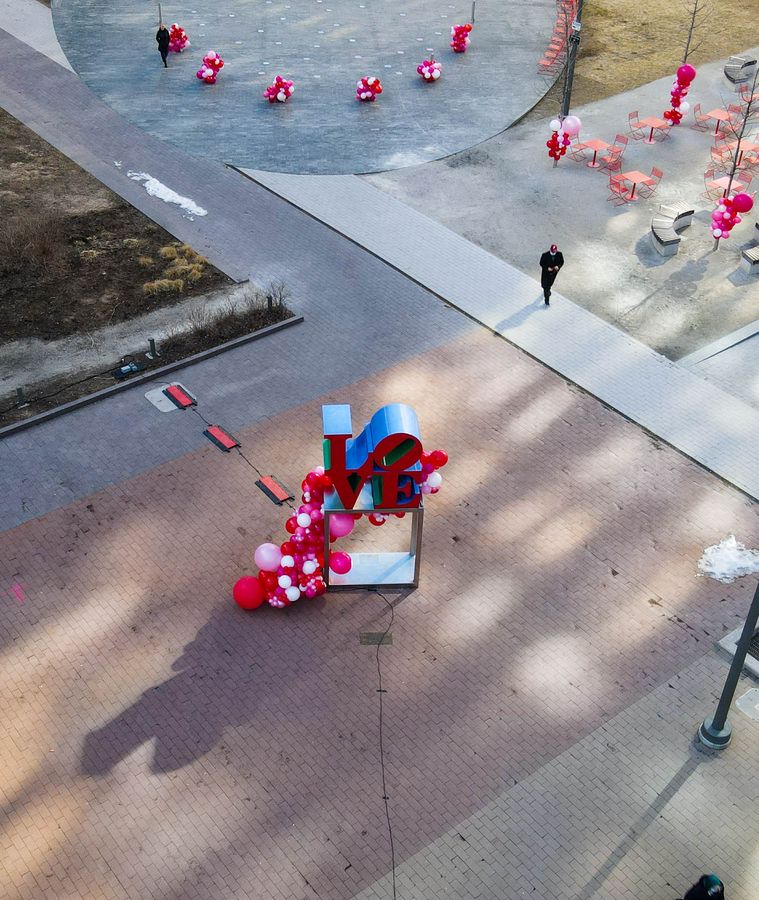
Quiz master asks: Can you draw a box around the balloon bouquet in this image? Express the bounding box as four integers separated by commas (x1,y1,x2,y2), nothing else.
711,192,754,242
233,450,449,611
356,76,383,101
450,23,473,53
546,115,581,163
168,23,190,53
196,50,224,84
663,63,696,126
417,58,442,82
264,75,295,103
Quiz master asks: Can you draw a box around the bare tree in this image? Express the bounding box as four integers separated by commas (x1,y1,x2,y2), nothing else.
680,0,713,64
711,69,759,248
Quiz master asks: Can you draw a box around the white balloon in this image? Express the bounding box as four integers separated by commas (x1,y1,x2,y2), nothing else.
281,555,295,568
432,70,441,79
427,471,443,489
278,574,292,589
679,101,690,113
297,512,311,527
550,118,561,131
285,586,301,602
302,560,318,575
277,91,286,101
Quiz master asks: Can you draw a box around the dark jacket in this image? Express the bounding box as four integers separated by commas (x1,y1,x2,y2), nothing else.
156,28,170,51
683,875,724,900
539,250,564,287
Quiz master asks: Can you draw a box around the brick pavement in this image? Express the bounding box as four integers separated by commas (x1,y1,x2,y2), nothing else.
1,328,757,899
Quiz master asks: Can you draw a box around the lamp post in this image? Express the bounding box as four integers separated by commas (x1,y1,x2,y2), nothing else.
559,0,584,119
699,580,759,748
697,536,759,750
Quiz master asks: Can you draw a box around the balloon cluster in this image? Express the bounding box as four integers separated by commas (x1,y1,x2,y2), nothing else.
356,76,383,101
264,74,295,103
417,58,442,82
450,23,473,53
233,449,449,612
546,115,580,162
711,192,754,241
663,63,696,125
168,23,190,53
196,50,224,84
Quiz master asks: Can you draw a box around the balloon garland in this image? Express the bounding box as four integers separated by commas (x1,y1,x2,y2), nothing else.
450,23,473,53
233,449,449,611
711,192,754,242
168,23,190,53
264,75,295,103
196,50,224,84
417,58,442,82
546,115,580,163
356,76,383,101
663,63,696,126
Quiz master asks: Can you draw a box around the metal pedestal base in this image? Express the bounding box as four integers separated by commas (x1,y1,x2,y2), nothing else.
698,716,732,750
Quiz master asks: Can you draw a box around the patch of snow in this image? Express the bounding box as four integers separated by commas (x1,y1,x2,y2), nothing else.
126,172,207,218
114,161,122,168
698,535,759,583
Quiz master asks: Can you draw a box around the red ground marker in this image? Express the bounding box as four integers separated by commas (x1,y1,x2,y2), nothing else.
256,476,294,505
163,384,197,409
204,426,240,452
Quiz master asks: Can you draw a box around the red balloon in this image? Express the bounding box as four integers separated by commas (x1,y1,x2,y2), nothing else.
430,449,448,468
280,541,295,556
285,516,298,534
259,570,277,591
233,576,265,610
329,551,352,575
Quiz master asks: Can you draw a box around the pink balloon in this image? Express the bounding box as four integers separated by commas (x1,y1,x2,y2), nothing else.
329,513,355,539
562,115,582,136
732,192,754,213
677,63,696,83
254,542,282,572
329,551,352,575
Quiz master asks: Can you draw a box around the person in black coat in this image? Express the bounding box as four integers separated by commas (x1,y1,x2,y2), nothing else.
682,874,724,900
539,243,564,305
156,23,170,67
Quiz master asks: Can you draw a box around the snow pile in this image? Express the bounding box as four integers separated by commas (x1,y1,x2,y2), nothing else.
126,171,207,217
697,535,759,584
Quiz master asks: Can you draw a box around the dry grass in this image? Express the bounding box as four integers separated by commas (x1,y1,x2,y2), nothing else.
137,255,154,267
143,278,185,296
526,0,756,121
0,214,62,272
158,245,179,260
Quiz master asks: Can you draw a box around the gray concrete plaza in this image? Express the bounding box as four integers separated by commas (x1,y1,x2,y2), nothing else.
52,0,556,174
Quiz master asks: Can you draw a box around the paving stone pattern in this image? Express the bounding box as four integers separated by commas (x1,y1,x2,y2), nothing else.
1,330,758,899
51,0,556,174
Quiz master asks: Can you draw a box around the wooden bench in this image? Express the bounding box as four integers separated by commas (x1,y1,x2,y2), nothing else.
724,55,757,84
741,242,759,275
649,201,695,257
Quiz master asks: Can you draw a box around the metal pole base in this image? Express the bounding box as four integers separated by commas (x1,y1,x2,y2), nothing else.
698,716,732,750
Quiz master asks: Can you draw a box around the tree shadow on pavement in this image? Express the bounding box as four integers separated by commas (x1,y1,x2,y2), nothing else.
576,749,705,900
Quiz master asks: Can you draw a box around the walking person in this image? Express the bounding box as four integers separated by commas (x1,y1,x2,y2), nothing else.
539,243,564,305
156,22,170,67
681,874,724,899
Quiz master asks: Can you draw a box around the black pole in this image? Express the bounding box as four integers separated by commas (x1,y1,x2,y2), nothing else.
699,579,759,749
560,0,584,119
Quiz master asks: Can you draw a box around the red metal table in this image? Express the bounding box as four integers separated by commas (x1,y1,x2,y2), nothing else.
638,115,670,144
613,170,655,200
582,138,612,168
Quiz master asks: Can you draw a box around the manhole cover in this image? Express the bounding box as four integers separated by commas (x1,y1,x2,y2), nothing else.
359,632,393,645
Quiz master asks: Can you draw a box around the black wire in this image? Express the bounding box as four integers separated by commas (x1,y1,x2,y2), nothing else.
372,588,397,900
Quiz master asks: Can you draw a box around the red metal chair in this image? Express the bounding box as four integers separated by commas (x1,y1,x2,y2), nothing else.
613,133,629,149
637,167,663,199
702,166,723,200
568,142,590,163
628,111,645,140
691,103,711,131
607,175,630,205
710,145,731,170
599,146,625,173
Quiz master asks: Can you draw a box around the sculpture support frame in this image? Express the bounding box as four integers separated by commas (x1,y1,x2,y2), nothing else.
323,503,424,591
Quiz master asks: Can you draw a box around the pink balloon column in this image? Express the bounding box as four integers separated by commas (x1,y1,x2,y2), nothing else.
450,23,473,53
663,63,696,126
417,58,442,82
356,76,383,101
196,51,224,84
711,192,754,242
264,75,295,103
232,450,449,612
168,23,190,53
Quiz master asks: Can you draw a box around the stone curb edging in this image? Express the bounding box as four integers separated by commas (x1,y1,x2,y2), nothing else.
0,314,304,439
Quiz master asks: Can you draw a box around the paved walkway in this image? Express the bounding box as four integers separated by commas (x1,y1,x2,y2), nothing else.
52,0,556,173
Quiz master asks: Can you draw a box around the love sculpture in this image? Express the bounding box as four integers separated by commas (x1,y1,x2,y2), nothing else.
232,403,448,610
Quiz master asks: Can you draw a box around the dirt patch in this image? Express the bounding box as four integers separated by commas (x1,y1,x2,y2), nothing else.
525,0,755,122
0,286,294,427
0,107,231,345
